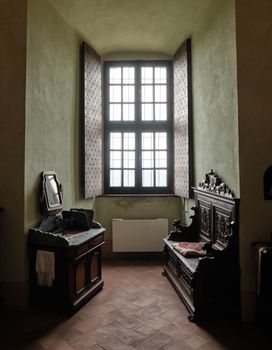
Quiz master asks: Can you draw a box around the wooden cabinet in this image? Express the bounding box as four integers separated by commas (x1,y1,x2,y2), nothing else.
28,228,105,313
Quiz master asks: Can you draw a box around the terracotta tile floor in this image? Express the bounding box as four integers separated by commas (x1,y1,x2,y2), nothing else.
1,259,272,350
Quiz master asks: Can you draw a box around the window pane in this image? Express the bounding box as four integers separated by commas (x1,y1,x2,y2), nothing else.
142,151,154,168
142,104,153,121
155,151,167,168
110,133,122,150
155,67,167,84
141,85,153,102
155,103,167,121
123,170,135,187
155,132,167,150
110,151,122,168
141,67,153,84
110,85,121,102
123,85,135,102
156,169,167,187
123,151,135,168
110,67,121,84
123,104,134,121
123,133,135,150
142,132,154,150
155,85,167,102
109,104,121,121
110,170,121,187
142,170,154,187
123,67,135,84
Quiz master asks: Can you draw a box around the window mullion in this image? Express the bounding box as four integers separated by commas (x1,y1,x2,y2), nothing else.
135,64,141,191
135,63,141,123
153,66,155,121
121,132,124,187
120,68,123,187
153,67,158,188
153,132,156,187
135,130,141,191
121,67,123,121
104,66,110,193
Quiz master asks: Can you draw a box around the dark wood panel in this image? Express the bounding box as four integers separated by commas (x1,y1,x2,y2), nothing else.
75,260,86,294
198,200,211,242
163,173,240,322
90,252,100,283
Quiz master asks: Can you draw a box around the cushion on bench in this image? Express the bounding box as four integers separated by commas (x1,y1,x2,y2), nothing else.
172,241,206,257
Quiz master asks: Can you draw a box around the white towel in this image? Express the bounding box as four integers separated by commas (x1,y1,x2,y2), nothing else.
35,250,55,287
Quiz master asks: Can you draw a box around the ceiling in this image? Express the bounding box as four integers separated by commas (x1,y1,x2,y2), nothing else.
50,0,214,57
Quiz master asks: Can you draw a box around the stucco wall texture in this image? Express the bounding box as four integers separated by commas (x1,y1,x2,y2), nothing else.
25,0,95,234
192,0,239,195
25,0,184,246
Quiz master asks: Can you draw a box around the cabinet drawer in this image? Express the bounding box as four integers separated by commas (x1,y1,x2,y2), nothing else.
73,235,104,258
89,235,104,249
75,243,89,257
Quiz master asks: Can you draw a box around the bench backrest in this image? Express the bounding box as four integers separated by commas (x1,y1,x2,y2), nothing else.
193,170,239,251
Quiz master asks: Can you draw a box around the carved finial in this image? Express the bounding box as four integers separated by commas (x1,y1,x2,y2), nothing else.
198,170,234,198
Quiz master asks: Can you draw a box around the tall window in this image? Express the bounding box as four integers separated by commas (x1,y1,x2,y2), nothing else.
104,61,173,194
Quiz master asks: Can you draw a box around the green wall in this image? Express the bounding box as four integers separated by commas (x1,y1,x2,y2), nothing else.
192,0,239,195
25,0,94,233
50,0,214,56
25,0,183,248
0,0,27,286
95,197,182,241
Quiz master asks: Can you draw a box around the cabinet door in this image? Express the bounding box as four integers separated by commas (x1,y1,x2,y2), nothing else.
90,249,101,284
74,257,87,295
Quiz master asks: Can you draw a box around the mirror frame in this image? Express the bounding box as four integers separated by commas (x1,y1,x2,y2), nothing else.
41,171,63,215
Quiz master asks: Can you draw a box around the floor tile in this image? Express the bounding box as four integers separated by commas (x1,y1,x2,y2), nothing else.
1,259,272,350
132,330,173,350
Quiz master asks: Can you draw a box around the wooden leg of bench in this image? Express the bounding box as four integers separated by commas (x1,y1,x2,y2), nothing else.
188,314,196,322
162,271,166,276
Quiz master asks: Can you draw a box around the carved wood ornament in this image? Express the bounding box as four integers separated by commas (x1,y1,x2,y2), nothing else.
198,169,234,198
214,212,230,245
200,206,209,235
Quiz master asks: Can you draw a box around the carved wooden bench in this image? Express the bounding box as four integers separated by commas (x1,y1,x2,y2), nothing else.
163,170,240,321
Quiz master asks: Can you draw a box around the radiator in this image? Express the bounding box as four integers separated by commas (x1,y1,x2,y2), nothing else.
112,218,168,252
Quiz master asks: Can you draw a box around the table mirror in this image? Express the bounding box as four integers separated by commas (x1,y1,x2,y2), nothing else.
41,171,63,215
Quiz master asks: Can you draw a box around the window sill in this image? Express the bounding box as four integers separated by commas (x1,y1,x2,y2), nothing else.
97,193,179,198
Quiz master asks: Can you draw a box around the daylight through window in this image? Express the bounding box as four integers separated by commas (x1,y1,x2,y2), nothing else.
104,61,173,194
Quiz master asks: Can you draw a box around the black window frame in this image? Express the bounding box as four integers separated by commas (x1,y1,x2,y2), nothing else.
103,60,173,195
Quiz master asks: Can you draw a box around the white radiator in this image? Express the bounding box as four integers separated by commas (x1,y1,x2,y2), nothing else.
112,218,168,252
